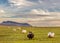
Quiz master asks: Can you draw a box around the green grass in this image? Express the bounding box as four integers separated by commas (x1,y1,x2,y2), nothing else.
0,26,60,43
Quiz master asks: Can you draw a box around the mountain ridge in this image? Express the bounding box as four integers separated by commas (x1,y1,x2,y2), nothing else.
0,21,31,26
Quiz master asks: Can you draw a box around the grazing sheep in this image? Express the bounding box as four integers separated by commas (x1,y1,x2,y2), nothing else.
48,32,55,38
27,32,34,39
17,27,21,30
22,30,27,33
13,29,16,32
8,27,10,28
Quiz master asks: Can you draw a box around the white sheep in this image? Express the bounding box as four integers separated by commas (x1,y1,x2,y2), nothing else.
8,27,10,28
17,27,21,30
22,30,27,33
48,32,55,38
13,29,17,32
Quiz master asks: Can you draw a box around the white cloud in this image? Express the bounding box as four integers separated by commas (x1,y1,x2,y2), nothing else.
0,14,13,18
29,9,50,15
0,18,28,23
0,9,5,13
8,0,36,8
0,8,6,17
39,0,43,3
29,20,60,27
0,8,15,18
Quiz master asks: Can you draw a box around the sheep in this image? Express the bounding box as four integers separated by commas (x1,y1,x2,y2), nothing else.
27,32,34,39
17,27,21,30
22,30,27,33
13,29,16,32
48,32,55,38
7,26,10,28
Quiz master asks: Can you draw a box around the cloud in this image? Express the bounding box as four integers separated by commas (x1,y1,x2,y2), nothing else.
0,7,15,18
29,9,50,15
0,9,5,13
0,8,6,17
29,20,60,27
8,0,36,8
0,18,28,23
39,0,43,3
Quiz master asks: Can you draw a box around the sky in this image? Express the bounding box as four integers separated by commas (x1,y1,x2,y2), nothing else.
0,0,60,27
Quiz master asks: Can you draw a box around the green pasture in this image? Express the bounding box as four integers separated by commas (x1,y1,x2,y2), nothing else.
0,26,60,43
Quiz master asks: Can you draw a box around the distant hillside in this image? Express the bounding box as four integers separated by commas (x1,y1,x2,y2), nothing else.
0,21,31,26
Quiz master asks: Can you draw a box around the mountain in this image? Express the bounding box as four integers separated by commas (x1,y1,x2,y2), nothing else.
0,21,31,26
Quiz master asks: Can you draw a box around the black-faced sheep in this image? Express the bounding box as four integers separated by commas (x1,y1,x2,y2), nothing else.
27,32,34,39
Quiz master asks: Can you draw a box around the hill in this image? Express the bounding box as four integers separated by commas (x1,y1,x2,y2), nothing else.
0,21,31,26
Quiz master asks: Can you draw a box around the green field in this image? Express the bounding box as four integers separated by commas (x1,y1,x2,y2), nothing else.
0,26,60,43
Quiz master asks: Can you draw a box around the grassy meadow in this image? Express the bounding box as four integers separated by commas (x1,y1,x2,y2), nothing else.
0,26,60,43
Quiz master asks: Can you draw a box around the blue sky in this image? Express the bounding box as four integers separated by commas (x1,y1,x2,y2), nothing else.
0,0,60,26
